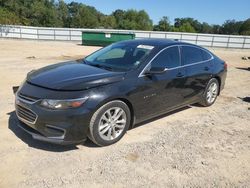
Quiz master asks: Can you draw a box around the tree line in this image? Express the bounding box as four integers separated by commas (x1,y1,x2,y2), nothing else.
0,0,249,35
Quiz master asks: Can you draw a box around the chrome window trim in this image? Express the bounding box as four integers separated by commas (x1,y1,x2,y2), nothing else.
180,44,214,65
139,44,214,77
139,45,179,77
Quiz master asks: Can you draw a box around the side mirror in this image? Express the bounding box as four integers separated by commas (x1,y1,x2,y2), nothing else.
145,67,167,75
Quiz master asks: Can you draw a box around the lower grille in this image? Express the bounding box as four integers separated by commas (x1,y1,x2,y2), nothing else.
16,104,37,124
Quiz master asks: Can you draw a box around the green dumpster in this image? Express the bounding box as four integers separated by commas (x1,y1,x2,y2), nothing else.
82,31,135,46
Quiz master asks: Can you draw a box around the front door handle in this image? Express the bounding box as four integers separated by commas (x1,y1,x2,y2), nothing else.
176,72,184,77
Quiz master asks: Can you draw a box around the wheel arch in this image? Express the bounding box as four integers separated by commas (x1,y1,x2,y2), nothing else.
213,76,221,95
93,96,135,129
115,98,135,129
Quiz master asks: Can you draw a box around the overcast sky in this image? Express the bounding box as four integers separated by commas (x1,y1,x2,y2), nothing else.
64,0,250,25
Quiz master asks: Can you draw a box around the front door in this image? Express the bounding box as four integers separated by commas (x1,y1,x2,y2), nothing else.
132,46,186,121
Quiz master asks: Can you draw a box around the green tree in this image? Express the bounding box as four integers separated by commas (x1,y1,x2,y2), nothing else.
176,22,196,33
136,10,153,30
174,17,201,32
112,9,125,29
239,18,250,35
67,2,100,28
201,22,213,33
30,0,58,27
56,0,68,27
0,8,22,24
220,20,242,35
0,0,248,36
153,16,171,31
123,9,138,29
99,15,116,29
112,9,152,30
211,24,222,34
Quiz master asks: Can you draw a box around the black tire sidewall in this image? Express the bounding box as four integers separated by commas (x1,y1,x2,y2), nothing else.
90,101,131,146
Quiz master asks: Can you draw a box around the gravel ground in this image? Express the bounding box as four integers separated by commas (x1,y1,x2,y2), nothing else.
0,39,249,188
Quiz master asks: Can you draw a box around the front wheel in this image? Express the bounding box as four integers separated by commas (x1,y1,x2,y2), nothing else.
88,100,131,146
199,78,219,107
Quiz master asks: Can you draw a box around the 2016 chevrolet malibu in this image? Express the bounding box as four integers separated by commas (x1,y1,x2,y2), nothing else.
15,39,227,146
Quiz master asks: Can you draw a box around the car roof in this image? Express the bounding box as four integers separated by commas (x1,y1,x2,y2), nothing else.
116,38,196,49
118,38,204,49
115,38,213,55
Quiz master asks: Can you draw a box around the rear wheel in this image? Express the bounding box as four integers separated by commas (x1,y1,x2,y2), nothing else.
199,78,219,107
88,100,131,146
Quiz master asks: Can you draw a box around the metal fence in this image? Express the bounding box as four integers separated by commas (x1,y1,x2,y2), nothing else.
1,24,250,49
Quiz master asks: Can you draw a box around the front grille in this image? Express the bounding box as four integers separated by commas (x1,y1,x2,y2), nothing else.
18,93,39,103
16,104,37,124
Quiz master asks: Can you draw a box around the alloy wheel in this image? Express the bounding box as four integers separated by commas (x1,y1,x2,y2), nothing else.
98,107,127,141
206,82,218,104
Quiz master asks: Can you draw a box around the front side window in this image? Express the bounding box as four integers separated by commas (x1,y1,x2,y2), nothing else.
85,43,154,71
150,46,180,69
181,46,203,65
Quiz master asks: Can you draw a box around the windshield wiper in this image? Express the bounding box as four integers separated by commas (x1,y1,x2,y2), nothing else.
90,64,114,71
82,59,88,64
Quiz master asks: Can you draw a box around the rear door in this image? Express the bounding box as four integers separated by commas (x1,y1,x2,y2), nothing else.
180,45,213,103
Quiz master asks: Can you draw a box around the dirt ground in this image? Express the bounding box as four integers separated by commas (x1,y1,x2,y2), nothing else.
0,39,249,188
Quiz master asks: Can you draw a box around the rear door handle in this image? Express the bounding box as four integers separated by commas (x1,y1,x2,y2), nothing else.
176,72,184,77
204,66,209,71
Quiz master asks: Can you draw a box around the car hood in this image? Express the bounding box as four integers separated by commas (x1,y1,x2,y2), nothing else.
27,61,125,91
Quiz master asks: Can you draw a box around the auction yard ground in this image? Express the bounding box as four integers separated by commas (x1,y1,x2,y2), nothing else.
0,39,249,187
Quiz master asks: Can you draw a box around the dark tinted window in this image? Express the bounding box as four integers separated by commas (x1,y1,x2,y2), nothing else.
202,50,212,61
181,46,203,65
151,46,180,68
85,43,154,71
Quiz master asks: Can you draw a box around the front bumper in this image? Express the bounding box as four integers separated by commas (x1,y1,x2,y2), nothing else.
16,120,86,145
14,83,93,145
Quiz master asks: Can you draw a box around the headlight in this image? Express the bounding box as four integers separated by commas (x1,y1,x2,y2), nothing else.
40,97,88,110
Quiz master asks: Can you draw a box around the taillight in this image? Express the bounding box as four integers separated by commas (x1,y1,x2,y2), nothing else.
224,62,228,70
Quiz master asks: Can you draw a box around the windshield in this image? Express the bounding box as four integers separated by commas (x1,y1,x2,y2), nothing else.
84,43,154,71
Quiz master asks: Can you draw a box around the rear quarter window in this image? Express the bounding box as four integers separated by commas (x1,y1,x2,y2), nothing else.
181,46,203,65
201,50,212,61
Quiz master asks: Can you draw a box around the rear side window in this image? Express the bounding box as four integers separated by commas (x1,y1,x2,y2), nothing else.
151,46,180,69
201,50,212,61
181,46,203,65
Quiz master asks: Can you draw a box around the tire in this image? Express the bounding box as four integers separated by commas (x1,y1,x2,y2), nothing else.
88,100,131,146
199,78,219,107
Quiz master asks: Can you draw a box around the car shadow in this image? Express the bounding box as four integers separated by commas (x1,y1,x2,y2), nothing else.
238,97,250,103
8,105,193,151
236,67,250,71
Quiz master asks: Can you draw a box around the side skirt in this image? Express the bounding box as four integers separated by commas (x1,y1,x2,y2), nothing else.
132,99,201,128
